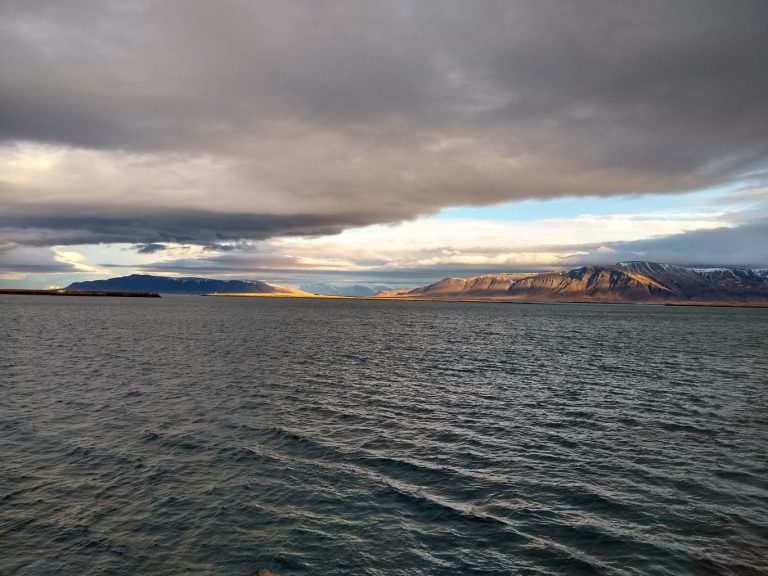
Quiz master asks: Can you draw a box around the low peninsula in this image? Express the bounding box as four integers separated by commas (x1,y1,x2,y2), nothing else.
0,289,160,297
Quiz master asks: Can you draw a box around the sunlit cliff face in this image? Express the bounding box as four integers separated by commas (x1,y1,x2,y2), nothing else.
1,1,767,287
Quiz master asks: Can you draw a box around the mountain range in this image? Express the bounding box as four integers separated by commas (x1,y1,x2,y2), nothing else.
63,263,768,305
66,274,307,295
378,262,768,305
300,282,392,296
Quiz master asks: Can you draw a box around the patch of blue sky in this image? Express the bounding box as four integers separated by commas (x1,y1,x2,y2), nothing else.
434,185,744,222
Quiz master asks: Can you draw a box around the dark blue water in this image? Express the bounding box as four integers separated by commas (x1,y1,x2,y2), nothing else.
1,295,767,575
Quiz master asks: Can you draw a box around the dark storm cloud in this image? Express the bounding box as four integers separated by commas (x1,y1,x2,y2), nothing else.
1,1,767,247
0,206,374,246
132,241,252,256
134,243,167,254
0,261,73,274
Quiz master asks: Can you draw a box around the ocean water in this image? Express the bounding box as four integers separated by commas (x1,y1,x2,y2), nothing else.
1,295,767,576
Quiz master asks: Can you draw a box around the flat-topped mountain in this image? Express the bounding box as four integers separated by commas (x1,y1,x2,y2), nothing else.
66,274,307,295
379,262,768,304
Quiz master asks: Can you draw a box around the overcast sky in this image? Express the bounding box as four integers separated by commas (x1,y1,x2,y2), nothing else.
1,1,766,288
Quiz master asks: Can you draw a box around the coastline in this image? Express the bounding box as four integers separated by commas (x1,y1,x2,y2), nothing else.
0,289,161,298
204,293,768,308
4,289,762,306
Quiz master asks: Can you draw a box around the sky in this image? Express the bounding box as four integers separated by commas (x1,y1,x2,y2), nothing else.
1,0,767,289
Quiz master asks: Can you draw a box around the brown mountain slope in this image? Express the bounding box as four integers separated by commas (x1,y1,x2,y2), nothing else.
380,262,768,304
506,265,676,302
407,273,534,298
617,262,768,301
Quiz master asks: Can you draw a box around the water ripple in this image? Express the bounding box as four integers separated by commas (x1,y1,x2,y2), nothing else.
1,295,767,575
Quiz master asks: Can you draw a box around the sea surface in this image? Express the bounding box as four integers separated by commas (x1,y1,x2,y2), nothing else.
1,295,767,576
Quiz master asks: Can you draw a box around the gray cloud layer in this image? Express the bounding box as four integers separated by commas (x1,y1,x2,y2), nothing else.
583,221,768,269
0,206,369,246
1,1,767,247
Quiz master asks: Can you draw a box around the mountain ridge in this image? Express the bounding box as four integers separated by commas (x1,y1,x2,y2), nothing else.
62,264,768,304
408,273,534,298
377,262,768,304
66,274,308,295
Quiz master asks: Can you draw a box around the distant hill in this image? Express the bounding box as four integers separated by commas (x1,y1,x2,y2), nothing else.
300,282,393,296
66,274,307,295
407,273,534,298
377,262,768,305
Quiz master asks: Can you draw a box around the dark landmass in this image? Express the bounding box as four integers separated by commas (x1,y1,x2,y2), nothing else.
377,262,768,305
66,274,307,295
0,289,160,297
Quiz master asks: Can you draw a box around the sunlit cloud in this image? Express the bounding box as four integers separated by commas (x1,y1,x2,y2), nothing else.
263,213,730,271
0,271,28,281
52,247,108,274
